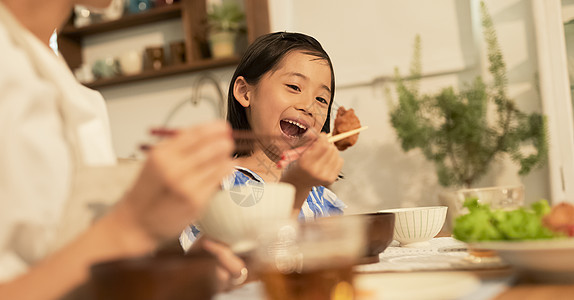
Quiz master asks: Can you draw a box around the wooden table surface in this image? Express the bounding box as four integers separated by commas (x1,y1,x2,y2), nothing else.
493,285,574,300
488,271,574,300
410,265,574,300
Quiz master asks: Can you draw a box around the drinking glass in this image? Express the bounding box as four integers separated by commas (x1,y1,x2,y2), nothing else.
254,217,366,300
456,185,525,212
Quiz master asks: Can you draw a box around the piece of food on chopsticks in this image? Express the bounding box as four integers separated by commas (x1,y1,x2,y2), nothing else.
453,198,561,242
332,106,361,151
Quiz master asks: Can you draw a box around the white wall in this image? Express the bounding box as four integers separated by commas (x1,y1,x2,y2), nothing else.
268,0,548,212
94,0,549,213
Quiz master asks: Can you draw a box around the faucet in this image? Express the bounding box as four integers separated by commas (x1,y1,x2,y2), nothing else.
162,72,226,127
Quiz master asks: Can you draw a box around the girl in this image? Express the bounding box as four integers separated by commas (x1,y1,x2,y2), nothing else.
181,32,344,286
227,31,345,220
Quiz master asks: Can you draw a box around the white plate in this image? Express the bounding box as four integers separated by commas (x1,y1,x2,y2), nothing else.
355,272,480,300
469,238,574,283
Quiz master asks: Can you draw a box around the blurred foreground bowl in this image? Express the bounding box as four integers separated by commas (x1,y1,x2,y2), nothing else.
353,212,395,263
90,252,217,300
197,182,295,253
378,206,447,247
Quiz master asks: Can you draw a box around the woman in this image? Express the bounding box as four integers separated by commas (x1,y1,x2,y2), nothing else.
0,0,243,299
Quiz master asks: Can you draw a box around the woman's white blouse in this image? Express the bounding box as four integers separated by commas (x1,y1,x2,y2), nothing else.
0,3,117,281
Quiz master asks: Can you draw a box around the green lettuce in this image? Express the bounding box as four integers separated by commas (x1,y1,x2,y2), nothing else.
453,198,559,242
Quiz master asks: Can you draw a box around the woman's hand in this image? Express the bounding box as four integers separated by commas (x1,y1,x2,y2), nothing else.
112,120,235,248
191,237,248,291
1,121,235,300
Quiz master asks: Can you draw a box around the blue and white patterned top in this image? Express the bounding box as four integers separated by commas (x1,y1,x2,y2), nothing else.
228,167,346,220
180,167,346,248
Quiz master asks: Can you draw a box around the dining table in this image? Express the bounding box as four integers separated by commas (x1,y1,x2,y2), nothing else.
214,236,574,300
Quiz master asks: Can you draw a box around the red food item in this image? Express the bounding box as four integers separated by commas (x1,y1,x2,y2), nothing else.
332,106,361,151
543,202,574,237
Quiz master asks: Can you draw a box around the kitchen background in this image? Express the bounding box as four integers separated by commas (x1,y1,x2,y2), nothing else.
70,0,574,214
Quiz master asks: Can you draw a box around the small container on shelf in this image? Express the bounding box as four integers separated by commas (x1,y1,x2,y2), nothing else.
73,6,93,28
92,57,121,79
154,0,180,7
74,63,95,83
119,50,144,75
101,0,126,22
169,41,186,65
143,46,165,70
127,0,152,14
73,0,125,28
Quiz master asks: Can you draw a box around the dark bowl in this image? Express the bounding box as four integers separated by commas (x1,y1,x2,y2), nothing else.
358,212,395,264
89,252,218,300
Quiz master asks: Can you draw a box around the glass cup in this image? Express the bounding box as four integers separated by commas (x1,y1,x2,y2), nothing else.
254,217,365,300
456,185,525,213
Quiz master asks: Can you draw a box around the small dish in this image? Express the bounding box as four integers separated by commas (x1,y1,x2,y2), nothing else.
355,271,480,300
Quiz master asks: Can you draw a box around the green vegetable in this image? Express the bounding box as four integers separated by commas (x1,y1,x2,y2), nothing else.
453,198,560,242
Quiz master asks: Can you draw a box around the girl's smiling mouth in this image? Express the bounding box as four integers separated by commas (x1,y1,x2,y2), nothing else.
280,119,308,138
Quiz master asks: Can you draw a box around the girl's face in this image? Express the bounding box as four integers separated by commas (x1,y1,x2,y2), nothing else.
235,50,332,156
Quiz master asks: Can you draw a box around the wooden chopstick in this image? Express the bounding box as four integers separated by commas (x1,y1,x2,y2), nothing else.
150,127,367,143
327,126,368,143
275,126,368,168
142,129,285,153
149,128,283,140
143,126,368,156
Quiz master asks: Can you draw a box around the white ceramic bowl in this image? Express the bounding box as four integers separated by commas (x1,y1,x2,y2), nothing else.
378,206,448,247
196,182,295,253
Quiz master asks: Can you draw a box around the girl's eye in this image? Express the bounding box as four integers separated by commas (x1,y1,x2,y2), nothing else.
316,97,328,105
287,84,301,92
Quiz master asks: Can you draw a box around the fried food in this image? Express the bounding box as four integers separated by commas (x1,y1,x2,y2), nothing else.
332,106,361,151
543,202,574,236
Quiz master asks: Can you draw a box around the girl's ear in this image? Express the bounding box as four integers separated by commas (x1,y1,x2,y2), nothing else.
233,76,251,108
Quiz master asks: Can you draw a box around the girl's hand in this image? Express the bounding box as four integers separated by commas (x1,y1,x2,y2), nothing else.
191,237,248,291
280,133,343,190
112,120,235,248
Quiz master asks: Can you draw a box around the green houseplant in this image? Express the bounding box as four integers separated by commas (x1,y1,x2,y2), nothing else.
207,0,245,58
389,1,548,189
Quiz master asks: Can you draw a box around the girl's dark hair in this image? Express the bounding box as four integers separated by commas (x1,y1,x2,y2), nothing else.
226,32,335,141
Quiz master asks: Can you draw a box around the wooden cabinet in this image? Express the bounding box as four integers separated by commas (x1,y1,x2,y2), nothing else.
57,0,269,89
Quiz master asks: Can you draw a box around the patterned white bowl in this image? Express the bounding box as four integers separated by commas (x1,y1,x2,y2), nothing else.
196,182,295,253
378,206,448,247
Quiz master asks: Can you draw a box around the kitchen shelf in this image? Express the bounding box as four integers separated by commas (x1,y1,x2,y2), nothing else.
60,3,183,38
57,0,270,89
85,56,240,89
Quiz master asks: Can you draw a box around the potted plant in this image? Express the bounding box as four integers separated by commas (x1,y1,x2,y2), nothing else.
389,1,548,190
206,0,245,58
